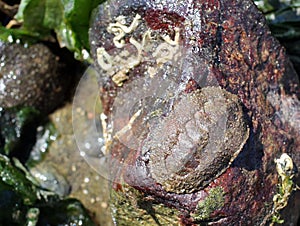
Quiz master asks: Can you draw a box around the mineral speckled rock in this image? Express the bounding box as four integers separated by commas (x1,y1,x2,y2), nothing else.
89,0,300,225
0,42,70,114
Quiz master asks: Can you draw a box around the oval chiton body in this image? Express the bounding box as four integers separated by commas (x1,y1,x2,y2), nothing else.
142,86,249,193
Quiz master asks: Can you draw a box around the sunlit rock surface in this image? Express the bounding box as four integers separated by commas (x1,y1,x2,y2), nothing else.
90,0,300,225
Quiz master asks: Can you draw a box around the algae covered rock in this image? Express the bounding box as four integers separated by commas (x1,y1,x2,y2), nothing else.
0,154,96,226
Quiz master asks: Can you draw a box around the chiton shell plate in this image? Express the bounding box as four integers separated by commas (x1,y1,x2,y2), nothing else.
141,86,249,193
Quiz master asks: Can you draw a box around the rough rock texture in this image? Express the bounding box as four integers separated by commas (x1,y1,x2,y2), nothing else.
90,0,300,225
0,42,71,114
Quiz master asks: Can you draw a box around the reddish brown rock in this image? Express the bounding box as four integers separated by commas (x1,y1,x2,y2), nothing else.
90,0,300,225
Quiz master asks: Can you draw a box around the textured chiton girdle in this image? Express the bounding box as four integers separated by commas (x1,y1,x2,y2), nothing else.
142,87,249,194
89,0,300,225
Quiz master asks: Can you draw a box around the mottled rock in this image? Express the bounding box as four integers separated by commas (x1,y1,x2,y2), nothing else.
0,42,71,114
90,0,300,225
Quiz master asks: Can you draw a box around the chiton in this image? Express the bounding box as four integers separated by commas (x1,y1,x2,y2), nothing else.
142,86,249,194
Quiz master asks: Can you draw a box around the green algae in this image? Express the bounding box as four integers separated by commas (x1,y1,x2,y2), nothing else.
111,184,180,225
192,186,225,222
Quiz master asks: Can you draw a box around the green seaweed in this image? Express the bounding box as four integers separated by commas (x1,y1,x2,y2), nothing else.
0,154,37,205
111,184,180,225
0,106,41,158
192,186,225,222
0,153,96,226
36,198,96,226
0,0,105,60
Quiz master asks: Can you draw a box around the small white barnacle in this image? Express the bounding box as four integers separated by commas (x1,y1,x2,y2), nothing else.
115,15,127,25
147,66,158,78
141,29,154,46
119,49,131,58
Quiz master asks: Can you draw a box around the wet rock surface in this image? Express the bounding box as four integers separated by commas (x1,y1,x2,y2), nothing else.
0,42,71,114
0,39,109,225
90,0,300,225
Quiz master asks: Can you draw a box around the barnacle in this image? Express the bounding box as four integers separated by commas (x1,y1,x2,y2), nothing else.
275,153,295,180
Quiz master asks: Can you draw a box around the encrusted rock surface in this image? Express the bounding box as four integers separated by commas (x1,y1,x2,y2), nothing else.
90,0,300,225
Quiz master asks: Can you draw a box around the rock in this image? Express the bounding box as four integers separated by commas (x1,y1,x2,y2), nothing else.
89,0,300,225
0,42,71,114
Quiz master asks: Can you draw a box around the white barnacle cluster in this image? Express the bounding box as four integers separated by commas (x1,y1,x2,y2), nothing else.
96,13,181,86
